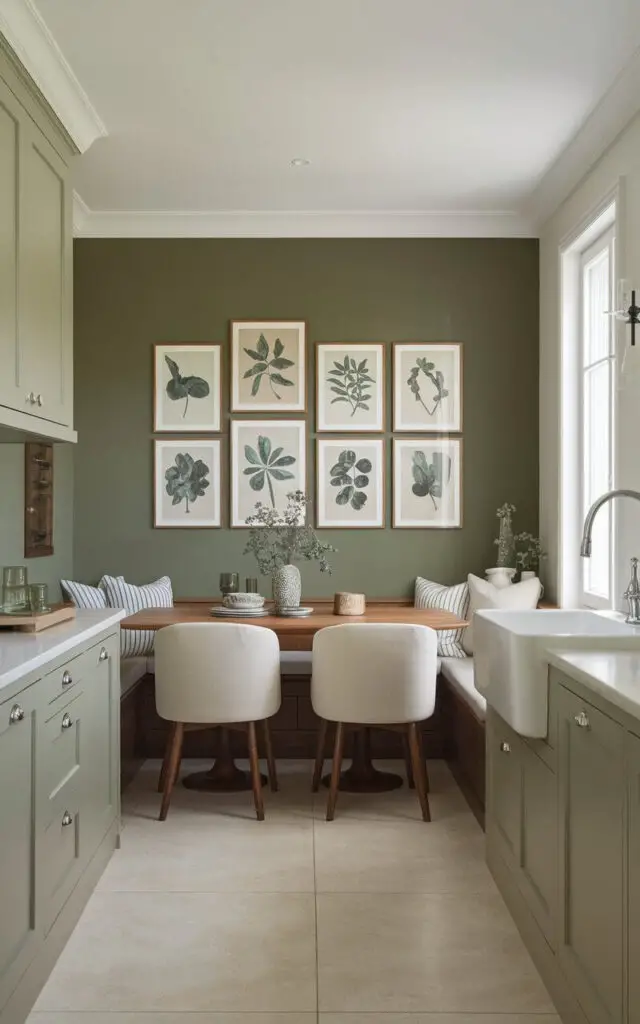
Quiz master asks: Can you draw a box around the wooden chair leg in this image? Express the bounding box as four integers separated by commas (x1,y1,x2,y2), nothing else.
408,722,431,822
248,721,265,821
312,718,329,792
326,722,345,822
157,724,173,792
159,722,184,821
420,731,430,793
262,719,278,792
402,733,415,789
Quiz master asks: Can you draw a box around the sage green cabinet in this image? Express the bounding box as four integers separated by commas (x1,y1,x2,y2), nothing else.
0,78,24,415
81,636,120,851
487,712,522,870
0,684,40,1013
628,732,640,1024
557,686,625,1024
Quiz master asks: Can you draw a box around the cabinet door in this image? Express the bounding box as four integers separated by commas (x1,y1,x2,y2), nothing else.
19,119,72,427
81,635,120,853
557,685,625,1024
629,732,640,1024
519,742,558,950
0,79,26,414
0,685,40,1013
487,710,522,870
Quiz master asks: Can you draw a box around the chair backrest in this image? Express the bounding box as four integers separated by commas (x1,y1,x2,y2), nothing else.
311,623,438,724
154,623,281,724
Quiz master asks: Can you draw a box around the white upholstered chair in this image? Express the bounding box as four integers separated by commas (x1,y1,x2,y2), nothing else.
154,623,281,821
311,623,438,821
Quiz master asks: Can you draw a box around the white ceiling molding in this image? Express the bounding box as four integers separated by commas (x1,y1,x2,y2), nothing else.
527,45,640,228
72,204,535,239
0,0,106,152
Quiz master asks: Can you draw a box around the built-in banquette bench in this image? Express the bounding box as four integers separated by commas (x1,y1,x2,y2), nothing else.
119,598,487,822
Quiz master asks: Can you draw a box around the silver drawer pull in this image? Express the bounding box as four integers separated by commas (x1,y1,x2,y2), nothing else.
36,394,43,407
25,392,35,405
61,811,73,827
61,671,72,686
61,713,73,730
99,647,109,662
574,711,590,729
500,741,511,753
9,704,25,724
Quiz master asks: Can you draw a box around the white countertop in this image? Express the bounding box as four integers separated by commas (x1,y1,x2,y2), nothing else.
547,648,640,722
0,609,124,695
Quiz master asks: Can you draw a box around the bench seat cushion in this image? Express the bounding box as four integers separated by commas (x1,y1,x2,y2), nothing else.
440,656,486,721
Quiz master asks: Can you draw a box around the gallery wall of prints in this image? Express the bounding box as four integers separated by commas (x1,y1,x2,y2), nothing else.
152,324,463,532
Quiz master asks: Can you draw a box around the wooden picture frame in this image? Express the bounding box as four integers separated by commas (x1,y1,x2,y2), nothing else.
392,436,463,528
153,343,222,432
230,419,307,527
230,320,306,413
393,342,463,432
316,342,385,432
316,438,385,528
154,439,222,528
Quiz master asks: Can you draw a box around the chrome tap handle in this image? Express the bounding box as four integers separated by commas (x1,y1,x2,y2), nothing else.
624,557,640,625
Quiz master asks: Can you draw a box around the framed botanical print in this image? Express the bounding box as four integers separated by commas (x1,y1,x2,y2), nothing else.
230,420,306,527
231,320,306,412
393,342,462,432
154,344,221,432
316,438,385,528
154,439,221,528
316,343,385,432
393,437,462,528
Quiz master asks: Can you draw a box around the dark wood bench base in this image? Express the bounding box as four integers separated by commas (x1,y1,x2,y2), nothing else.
439,673,486,828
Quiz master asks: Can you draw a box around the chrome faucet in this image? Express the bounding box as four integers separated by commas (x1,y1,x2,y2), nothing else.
580,489,640,625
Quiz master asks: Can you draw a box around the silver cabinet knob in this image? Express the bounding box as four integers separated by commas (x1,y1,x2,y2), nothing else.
61,713,73,730
99,647,109,662
61,811,73,827
26,506,36,514
9,704,25,724
574,711,590,729
36,394,43,407
61,671,72,686
500,741,511,753
26,392,35,405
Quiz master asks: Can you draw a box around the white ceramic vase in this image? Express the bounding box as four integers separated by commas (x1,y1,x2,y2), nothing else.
272,564,302,612
485,567,517,589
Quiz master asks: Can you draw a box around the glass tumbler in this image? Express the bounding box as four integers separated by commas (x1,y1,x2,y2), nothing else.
219,572,240,597
2,566,30,614
29,584,50,614
245,577,259,593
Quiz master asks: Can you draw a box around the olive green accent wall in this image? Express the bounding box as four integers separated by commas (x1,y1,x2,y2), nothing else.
0,444,73,600
73,238,538,598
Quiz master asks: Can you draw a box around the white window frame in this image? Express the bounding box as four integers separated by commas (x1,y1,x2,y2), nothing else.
578,227,616,609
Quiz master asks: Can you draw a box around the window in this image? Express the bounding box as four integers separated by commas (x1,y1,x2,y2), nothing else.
579,227,616,607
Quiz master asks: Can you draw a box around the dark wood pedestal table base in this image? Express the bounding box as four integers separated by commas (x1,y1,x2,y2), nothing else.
182,727,266,792
322,728,404,792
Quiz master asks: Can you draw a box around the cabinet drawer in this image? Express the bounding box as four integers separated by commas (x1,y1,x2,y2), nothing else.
41,779,82,935
41,637,114,707
42,690,83,803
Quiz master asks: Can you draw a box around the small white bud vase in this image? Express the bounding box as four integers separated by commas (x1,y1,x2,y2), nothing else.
485,567,517,589
272,564,302,612
520,570,537,582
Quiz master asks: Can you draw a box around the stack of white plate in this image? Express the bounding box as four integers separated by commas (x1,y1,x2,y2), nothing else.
212,592,268,618
211,606,269,618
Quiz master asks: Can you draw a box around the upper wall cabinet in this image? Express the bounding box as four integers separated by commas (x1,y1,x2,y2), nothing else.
0,48,76,443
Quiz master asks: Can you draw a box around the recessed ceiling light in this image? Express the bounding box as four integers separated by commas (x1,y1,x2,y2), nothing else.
291,158,310,167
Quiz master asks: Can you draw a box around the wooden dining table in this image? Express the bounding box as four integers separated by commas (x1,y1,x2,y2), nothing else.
121,599,468,794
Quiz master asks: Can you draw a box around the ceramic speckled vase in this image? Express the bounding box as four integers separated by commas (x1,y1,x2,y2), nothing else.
272,564,302,612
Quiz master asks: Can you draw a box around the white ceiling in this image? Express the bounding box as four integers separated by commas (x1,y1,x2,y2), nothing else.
19,0,640,231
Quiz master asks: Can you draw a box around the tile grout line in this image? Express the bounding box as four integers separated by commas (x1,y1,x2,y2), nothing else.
312,789,320,1024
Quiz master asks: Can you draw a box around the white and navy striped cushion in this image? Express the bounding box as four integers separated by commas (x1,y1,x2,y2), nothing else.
102,575,173,657
414,576,469,658
60,577,109,609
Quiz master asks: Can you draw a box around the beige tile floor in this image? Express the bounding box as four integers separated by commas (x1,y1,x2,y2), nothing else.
30,759,560,1024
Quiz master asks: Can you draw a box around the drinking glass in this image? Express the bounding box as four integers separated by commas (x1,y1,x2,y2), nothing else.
2,566,30,614
245,577,259,593
219,572,239,597
29,584,50,614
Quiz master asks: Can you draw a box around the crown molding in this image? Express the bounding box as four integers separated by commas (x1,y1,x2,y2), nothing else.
526,45,640,228
0,0,106,152
72,202,535,239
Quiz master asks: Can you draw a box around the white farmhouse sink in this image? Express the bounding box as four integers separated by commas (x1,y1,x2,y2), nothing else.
474,609,640,738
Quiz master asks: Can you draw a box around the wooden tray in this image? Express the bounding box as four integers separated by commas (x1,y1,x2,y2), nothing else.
0,603,76,632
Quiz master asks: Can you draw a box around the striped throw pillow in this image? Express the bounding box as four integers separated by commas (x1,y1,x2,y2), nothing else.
60,577,109,609
414,577,470,658
102,575,173,657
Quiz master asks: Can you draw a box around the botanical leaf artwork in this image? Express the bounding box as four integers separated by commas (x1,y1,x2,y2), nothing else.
243,334,295,400
244,435,296,508
165,452,210,513
326,356,375,417
329,449,372,510
406,358,449,417
165,355,210,418
411,450,451,510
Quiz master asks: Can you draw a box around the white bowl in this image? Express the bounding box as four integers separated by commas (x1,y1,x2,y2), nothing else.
223,592,265,609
